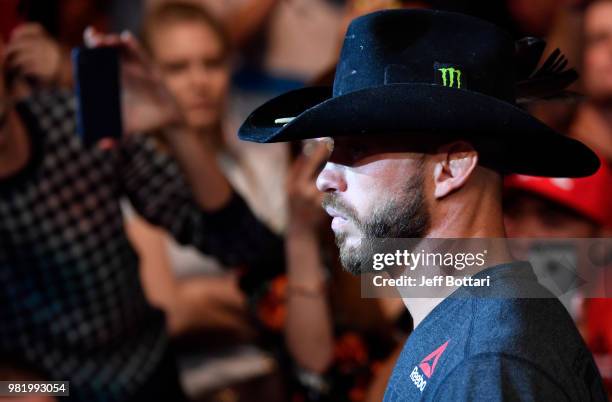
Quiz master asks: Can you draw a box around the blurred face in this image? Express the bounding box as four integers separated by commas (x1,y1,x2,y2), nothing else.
148,21,230,131
316,136,431,274
504,192,598,238
506,0,559,36
583,1,612,101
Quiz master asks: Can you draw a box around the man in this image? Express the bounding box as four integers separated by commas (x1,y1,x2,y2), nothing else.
0,24,280,402
238,9,608,401
570,0,612,164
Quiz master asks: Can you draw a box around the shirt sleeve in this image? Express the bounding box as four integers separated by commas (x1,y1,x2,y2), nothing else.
431,353,571,402
117,135,284,268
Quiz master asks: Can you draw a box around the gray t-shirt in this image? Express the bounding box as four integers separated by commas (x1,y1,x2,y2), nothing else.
384,262,608,402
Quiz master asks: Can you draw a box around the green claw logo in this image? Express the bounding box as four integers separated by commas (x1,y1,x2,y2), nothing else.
438,67,462,88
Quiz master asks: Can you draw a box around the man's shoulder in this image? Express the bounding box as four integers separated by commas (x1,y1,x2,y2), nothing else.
467,296,582,356
458,263,585,361
384,295,604,402
428,351,574,402
451,297,604,400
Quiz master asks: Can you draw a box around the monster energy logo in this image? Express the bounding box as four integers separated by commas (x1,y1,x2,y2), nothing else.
438,67,462,88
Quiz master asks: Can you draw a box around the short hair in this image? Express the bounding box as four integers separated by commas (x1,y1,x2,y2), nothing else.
141,1,231,58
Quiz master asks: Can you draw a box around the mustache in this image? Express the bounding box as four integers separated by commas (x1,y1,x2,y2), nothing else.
322,193,359,222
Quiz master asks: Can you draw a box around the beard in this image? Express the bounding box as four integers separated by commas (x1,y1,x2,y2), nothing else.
322,167,430,275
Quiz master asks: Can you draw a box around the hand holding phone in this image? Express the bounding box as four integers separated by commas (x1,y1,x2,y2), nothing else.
78,28,183,140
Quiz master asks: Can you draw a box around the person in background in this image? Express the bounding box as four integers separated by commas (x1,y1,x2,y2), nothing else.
1,0,112,93
0,14,281,400
128,3,287,400
503,162,612,239
3,22,72,91
133,0,284,336
505,0,565,37
570,0,612,164
1,0,287,95
503,161,612,397
147,0,283,49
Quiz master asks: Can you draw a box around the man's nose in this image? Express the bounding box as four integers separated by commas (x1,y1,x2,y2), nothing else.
316,162,347,193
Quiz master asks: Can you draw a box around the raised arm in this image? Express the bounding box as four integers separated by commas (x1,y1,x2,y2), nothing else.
85,28,283,267
285,142,334,373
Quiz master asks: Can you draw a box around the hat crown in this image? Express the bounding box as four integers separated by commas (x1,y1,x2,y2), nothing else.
334,9,516,102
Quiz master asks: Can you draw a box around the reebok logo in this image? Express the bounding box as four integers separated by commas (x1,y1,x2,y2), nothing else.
410,340,450,393
419,340,450,378
410,366,427,392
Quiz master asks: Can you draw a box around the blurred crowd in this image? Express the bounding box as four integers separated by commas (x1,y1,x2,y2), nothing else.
0,0,611,401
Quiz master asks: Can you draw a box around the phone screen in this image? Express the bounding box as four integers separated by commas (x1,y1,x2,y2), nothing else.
72,47,123,147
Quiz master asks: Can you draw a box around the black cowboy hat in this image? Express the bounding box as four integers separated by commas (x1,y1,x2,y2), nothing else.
238,9,599,177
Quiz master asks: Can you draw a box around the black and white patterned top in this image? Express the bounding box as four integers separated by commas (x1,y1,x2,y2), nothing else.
0,91,283,401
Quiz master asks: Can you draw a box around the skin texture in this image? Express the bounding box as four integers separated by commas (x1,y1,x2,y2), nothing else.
321,150,429,274
146,0,282,49
506,0,561,36
583,1,612,102
147,21,230,134
285,143,334,373
318,137,430,257
126,214,254,338
4,23,72,89
569,1,612,163
315,135,512,326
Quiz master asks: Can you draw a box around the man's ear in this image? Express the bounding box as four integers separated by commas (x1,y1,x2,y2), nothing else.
432,141,478,199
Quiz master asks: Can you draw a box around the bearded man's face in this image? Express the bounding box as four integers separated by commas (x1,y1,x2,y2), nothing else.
317,136,431,274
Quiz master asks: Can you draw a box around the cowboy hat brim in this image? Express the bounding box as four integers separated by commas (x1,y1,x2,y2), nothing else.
238,83,599,177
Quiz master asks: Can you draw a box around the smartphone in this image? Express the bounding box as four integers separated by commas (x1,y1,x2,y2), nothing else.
72,47,123,147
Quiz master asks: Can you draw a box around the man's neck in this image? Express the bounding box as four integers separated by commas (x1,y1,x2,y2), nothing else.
401,244,513,328
0,108,30,180
401,182,513,329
